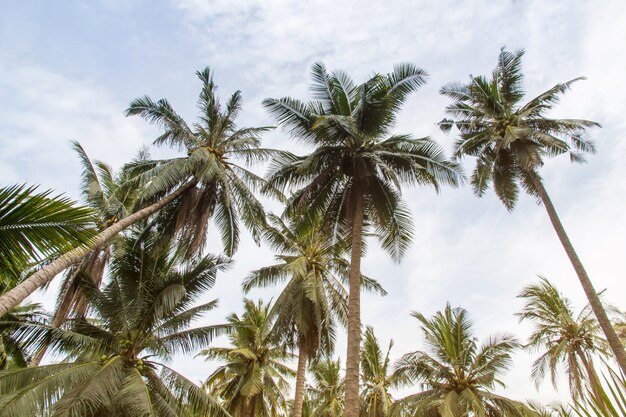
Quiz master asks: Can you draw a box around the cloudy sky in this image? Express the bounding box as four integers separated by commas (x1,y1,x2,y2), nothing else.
2,0,625,406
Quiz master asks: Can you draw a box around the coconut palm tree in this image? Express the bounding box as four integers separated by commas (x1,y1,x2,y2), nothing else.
242,213,348,417
50,142,140,326
518,277,609,400
0,232,231,417
243,213,387,417
0,183,95,291
360,326,405,417
306,358,345,417
201,299,295,417
393,304,532,417
264,62,462,417
438,48,625,374
125,67,277,258
0,67,275,317
29,143,143,367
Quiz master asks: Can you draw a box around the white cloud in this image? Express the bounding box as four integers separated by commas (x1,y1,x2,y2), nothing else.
0,56,152,197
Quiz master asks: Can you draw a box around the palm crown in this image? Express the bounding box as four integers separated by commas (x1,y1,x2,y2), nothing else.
51,142,142,326
201,299,295,417
264,62,461,259
243,213,353,354
393,305,530,417
360,326,404,417
518,277,609,398
306,357,345,417
437,48,626,375
126,67,276,256
439,48,599,210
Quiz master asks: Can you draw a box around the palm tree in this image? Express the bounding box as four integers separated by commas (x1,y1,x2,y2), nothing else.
438,48,626,374
243,213,387,417
125,67,277,258
0,183,95,291
29,143,143,367
0,67,274,317
264,62,462,417
393,304,531,417
50,142,140,325
0,233,232,417
242,213,349,417
306,358,345,417
518,277,609,400
201,299,295,417
360,326,404,417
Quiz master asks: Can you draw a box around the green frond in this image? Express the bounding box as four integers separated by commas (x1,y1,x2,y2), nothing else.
125,96,196,151
395,304,527,417
386,63,428,102
0,184,96,283
262,97,316,142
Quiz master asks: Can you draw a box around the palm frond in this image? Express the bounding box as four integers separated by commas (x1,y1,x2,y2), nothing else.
0,184,96,283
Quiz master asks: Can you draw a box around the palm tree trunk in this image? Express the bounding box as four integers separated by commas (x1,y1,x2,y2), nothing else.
293,339,308,417
247,395,258,417
344,193,364,417
529,171,626,375
0,181,195,318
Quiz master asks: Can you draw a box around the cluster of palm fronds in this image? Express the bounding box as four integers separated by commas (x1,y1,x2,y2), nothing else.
1,48,624,417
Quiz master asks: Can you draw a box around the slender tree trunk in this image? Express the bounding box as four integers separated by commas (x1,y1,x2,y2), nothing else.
247,395,258,417
344,193,364,417
529,171,626,375
293,339,308,417
0,181,195,318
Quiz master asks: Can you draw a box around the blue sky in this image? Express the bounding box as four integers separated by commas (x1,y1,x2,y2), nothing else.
1,0,625,405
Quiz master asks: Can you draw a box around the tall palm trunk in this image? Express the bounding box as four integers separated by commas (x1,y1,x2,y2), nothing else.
529,171,626,375
344,194,364,417
0,181,196,318
293,338,308,417
246,395,258,417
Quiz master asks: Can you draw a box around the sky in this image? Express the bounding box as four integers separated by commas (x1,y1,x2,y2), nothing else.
1,0,625,406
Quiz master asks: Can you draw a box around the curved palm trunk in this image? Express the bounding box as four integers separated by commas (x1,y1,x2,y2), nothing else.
344,194,364,417
29,252,107,367
293,338,308,417
529,172,626,375
0,181,195,318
